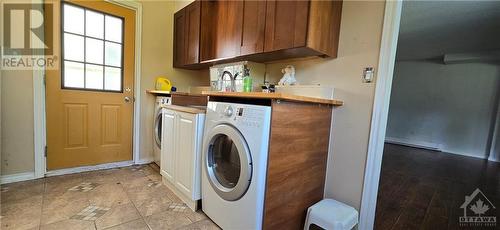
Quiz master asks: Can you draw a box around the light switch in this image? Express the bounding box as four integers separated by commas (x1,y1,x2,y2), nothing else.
362,67,375,83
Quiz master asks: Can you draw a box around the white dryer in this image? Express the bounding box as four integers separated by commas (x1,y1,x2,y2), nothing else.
153,96,171,166
202,101,271,229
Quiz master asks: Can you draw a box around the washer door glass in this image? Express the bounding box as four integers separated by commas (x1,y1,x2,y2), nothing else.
206,124,252,201
210,135,241,188
154,110,162,148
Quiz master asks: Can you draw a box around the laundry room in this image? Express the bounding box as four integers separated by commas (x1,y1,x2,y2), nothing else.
2,1,499,230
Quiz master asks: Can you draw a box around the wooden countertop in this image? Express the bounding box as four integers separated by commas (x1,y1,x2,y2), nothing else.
202,91,343,106
162,105,206,114
146,90,170,95
146,90,206,97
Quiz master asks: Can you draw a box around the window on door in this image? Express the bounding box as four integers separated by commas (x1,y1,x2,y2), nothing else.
62,2,124,92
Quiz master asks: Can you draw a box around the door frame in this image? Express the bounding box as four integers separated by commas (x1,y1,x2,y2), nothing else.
33,0,143,178
358,1,402,229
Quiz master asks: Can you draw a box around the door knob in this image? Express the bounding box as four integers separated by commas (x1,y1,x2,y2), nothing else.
124,96,132,103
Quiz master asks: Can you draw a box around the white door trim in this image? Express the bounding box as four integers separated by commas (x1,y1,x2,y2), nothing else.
358,1,402,230
33,0,46,179
33,0,143,180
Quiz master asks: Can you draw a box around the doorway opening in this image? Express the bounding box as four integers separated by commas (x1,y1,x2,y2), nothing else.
374,1,500,229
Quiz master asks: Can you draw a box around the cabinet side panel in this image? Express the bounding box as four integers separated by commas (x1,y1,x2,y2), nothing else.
263,101,333,229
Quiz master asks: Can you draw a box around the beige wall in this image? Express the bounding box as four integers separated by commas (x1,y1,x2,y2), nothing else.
137,0,208,162
265,1,385,209
1,70,35,175
0,1,207,176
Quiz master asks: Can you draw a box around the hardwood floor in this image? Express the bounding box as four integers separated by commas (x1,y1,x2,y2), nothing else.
375,144,500,230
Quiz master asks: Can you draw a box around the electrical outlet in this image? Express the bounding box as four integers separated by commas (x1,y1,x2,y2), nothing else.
363,67,375,83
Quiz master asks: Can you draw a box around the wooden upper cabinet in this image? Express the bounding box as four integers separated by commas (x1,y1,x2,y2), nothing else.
173,9,186,68
185,1,201,65
264,0,309,52
200,0,243,62
173,0,200,68
174,0,343,69
264,0,342,58
240,0,267,56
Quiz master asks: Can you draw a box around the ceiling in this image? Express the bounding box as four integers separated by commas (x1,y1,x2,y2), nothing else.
396,1,500,60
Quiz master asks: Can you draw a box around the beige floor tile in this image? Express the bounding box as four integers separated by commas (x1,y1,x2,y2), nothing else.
1,165,218,230
176,219,221,230
184,210,208,223
134,193,173,217
0,196,42,230
41,192,90,225
88,183,130,207
82,169,120,184
40,219,96,230
0,179,45,204
104,218,149,230
1,195,43,217
119,176,153,190
146,173,162,182
95,203,141,229
45,174,84,195
145,210,193,230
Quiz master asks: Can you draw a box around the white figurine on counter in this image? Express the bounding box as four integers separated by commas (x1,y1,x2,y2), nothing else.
278,65,298,86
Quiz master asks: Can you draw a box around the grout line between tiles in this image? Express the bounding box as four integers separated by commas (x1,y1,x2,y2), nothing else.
117,166,153,230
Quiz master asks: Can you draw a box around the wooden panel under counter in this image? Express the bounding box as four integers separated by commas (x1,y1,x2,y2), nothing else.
264,100,332,229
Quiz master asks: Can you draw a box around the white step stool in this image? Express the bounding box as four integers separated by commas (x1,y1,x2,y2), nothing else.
304,199,359,230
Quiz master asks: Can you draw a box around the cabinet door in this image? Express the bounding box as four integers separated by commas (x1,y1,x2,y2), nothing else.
200,0,243,62
175,112,196,198
161,110,176,183
240,0,266,55
173,9,186,67
264,0,309,52
184,1,200,65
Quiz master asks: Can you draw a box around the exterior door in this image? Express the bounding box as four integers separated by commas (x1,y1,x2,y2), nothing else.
46,1,135,170
205,124,252,201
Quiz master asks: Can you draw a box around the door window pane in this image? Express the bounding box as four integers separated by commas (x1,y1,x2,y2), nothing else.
105,42,122,67
62,3,124,92
63,4,84,34
86,10,104,39
105,15,123,43
209,135,241,188
105,67,121,91
85,64,104,89
85,38,103,64
64,61,84,88
63,33,84,62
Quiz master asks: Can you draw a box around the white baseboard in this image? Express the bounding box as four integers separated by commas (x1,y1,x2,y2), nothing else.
385,137,498,162
488,156,499,162
46,160,134,177
385,137,441,151
1,172,36,184
441,148,493,161
135,157,154,165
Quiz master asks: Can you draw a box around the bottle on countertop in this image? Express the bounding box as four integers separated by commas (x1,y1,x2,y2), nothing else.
243,67,253,92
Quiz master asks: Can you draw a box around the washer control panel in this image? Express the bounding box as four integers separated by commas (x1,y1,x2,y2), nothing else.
213,102,268,128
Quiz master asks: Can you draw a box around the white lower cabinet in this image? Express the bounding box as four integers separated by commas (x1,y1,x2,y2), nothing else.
160,108,205,211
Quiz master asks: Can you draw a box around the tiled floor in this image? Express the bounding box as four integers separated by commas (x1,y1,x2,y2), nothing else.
0,164,220,230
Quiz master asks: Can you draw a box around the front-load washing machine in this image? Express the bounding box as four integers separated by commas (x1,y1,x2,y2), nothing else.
202,101,272,229
153,96,171,166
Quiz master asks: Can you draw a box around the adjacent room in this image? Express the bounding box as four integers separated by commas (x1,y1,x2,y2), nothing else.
375,1,500,229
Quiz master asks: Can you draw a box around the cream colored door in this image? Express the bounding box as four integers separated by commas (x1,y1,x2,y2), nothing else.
46,0,135,170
